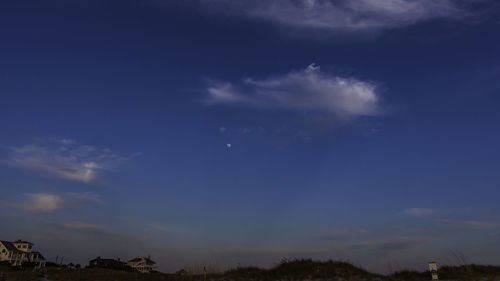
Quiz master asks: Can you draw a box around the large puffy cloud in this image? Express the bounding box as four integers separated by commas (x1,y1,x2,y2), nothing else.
3,138,140,183
200,0,471,32
205,64,380,121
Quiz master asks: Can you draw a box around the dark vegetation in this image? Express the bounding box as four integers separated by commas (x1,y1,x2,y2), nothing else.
87,262,133,272
0,261,42,281
223,259,383,281
1,259,500,281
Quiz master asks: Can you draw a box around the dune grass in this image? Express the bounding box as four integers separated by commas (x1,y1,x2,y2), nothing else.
2,258,500,281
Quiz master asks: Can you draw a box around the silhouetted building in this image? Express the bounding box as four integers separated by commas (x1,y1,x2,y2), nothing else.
176,269,188,275
0,240,45,267
127,256,157,273
88,257,131,271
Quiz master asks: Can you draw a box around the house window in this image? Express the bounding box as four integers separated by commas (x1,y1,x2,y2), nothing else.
1,249,5,253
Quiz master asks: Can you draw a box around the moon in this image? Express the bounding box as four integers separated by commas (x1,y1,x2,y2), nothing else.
226,143,232,148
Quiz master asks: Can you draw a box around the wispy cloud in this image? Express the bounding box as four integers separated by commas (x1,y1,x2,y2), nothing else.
50,221,107,234
315,229,370,240
340,236,432,251
435,219,500,232
216,246,326,256
2,138,140,183
13,192,102,213
44,220,150,242
205,64,380,121
376,236,432,250
400,219,500,237
150,224,170,234
200,0,473,32
403,208,436,217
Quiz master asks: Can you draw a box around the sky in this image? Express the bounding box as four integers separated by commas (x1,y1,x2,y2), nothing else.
1,0,500,273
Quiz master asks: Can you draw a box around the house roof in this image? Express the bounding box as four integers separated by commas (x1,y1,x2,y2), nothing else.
0,241,22,253
127,257,156,265
89,257,123,263
32,251,45,260
176,269,188,274
14,240,33,245
128,257,141,263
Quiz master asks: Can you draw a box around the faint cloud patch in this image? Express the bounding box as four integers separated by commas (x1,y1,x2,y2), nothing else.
45,220,150,242
316,229,370,241
403,208,436,217
50,221,107,234
150,224,170,234
217,246,326,256
400,219,500,237
12,192,102,213
241,128,252,134
2,137,141,183
376,237,432,250
340,236,432,251
436,219,500,232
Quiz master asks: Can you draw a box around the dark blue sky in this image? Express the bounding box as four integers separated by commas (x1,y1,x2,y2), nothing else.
1,0,500,272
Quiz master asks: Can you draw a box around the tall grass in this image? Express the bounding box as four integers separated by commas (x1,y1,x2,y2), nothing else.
2,258,500,281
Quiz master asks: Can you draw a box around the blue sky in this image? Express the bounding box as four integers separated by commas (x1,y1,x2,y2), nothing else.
1,0,500,273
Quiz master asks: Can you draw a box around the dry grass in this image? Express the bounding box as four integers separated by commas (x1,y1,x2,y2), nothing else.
2,258,500,281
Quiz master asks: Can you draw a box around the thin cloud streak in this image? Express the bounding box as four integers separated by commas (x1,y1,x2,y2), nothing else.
51,221,107,234
338,237,433,251
315,229,370,241
404,208,436,217
43,221,150,242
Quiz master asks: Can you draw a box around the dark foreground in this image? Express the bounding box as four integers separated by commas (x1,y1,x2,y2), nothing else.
2,259,500,281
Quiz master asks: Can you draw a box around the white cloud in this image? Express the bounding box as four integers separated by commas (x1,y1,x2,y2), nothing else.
200,0,471,32
3,138,139,183
404,208,436,217
20,193,62,212
205,64,380,121
13,192,102,213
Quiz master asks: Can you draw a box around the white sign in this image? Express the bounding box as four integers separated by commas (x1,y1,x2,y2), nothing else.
428,262,438,280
